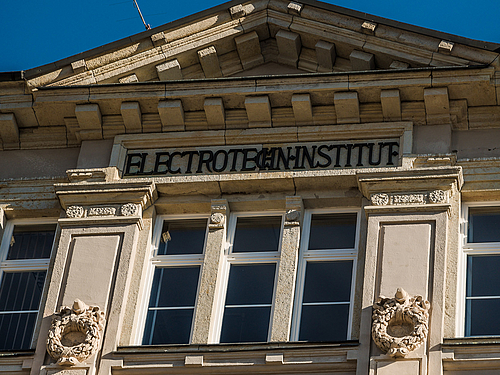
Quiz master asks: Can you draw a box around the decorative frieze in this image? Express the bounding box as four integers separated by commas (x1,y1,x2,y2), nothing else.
372,288,430,358
65,203,141,219
47,299,106,366
370,190,448,206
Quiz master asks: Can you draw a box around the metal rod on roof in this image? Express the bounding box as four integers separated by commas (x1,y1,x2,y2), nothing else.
133,0,151,30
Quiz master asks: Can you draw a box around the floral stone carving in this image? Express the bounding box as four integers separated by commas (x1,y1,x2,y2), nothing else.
66,206,84,218
120,203,139,216
372,288,430,358
47,299,106,366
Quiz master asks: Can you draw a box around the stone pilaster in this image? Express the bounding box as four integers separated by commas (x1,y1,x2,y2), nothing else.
356,167,462,375
270,196,303,342
191,200,229,344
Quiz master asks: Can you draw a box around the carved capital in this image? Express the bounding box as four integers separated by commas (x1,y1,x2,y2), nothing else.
47,299,106,366
372,288,430,358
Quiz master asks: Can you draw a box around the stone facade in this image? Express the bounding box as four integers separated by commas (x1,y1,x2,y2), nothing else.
1,1,500,375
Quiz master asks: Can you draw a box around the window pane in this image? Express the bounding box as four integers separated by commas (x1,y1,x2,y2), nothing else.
8,224,56,260
225,264,276,305
308,213,357,250
0,272,46,312
299,304,350,341
468,207,500,243
466,298,500,336
232,216,282,252
158,219,207,255
0,312,37,350
148,267,200,308
467,255,500,297
143,309,194,345
302,261,353,303
220,306,271,343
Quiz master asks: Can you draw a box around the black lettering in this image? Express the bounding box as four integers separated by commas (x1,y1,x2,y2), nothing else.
300,146,317,169
353,143,369,167
182,150,199,174
212,150,229,172
124,153,149,175
383,142,399,166
293,146,302,169
228,149,244,171
153,152,169,174
197,150,214,173
167,152,182,174
257,147,278,170
241,148,258,171
331,145,346,167
315,145,333,168
344,144,354,167
275,147,294,170
368,142,382,166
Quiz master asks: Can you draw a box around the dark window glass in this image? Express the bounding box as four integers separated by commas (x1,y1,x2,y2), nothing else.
302,261,353,303
0,312,38,351
299,304,350,341
468,207,500,243
157,219,207,255
8,224,56,260
308,213,357,250
467,255,500,297
220,264,276,343
466,298,500,336
143,266,200,345
220,306,271,343
232,216,282,252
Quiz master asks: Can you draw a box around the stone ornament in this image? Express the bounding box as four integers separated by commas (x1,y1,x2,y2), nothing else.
120,203,139,216
284,209,301,226
429,190,446,204
47,299,106,366
66,206,84,218
372,288,430,358
370,190,448,206
88,207,116,216
371,193,389,206
209,212,225,230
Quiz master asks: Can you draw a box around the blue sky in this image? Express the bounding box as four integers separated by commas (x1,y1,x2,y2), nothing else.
1,0,499,72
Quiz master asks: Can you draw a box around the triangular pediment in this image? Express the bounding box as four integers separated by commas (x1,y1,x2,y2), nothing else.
24,0,499,89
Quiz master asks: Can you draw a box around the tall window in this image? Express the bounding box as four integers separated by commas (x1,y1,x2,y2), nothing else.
0,220,56,350
291,210,358,342
463,204,500,336
142,216,208,345
218,213,283,343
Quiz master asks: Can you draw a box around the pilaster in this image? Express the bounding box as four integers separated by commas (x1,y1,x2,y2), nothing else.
270,196,303,342
356,167,463,375
191,200,229,344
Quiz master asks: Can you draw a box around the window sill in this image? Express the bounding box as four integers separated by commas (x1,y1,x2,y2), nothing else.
443,337,500,346
0,349,35,357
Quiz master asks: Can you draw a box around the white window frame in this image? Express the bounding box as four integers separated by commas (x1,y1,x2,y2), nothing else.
457,202,500,337
137,214,209,345
290,208,360,341
0,218,57,350
210,211,284,344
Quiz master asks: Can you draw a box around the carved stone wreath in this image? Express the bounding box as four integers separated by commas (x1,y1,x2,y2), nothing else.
372,288,430,358
47,299,106,366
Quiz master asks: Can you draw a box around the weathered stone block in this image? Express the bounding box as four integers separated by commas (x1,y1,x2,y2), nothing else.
381,89,401,121
315,40,336,71
0,113,20,149
204,98,225,129
276,30,301,67
389,60,410,69
75,104,102,131
120,101,142,133
198,46,222,78
292,94,313,123
118,74,139,83
234,31,264,70
71,59,86,73
156,59,183,81
158,100,185,131
245,96,272,127
349,50,375,71
287,1,303,15
334,92,360,124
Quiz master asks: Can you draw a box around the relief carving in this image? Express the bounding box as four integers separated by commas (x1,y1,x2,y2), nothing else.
284,209,301,226
209,212,225,229
370,190,449,206
88,207,116,216
66,206,84,218
47,299,106,366
371,193,389,206
372,288,430,358
120,203,139,216
429,189,446,204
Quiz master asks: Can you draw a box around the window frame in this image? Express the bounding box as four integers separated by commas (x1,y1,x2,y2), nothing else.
458,202,500,337
0,217,57,351
137,213,210,345
210,211,284,344
290,208,360,342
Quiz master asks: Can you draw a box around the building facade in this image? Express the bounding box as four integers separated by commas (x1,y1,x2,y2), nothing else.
1,1,500,374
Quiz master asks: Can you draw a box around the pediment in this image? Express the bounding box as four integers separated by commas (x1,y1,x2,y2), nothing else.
25,0,500,89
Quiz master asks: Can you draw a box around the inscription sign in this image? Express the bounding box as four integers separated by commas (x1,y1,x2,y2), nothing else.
123,140,399,176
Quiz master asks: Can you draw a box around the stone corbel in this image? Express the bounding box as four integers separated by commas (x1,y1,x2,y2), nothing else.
209,199,228,230
284,196,303,227
47,299,106,366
